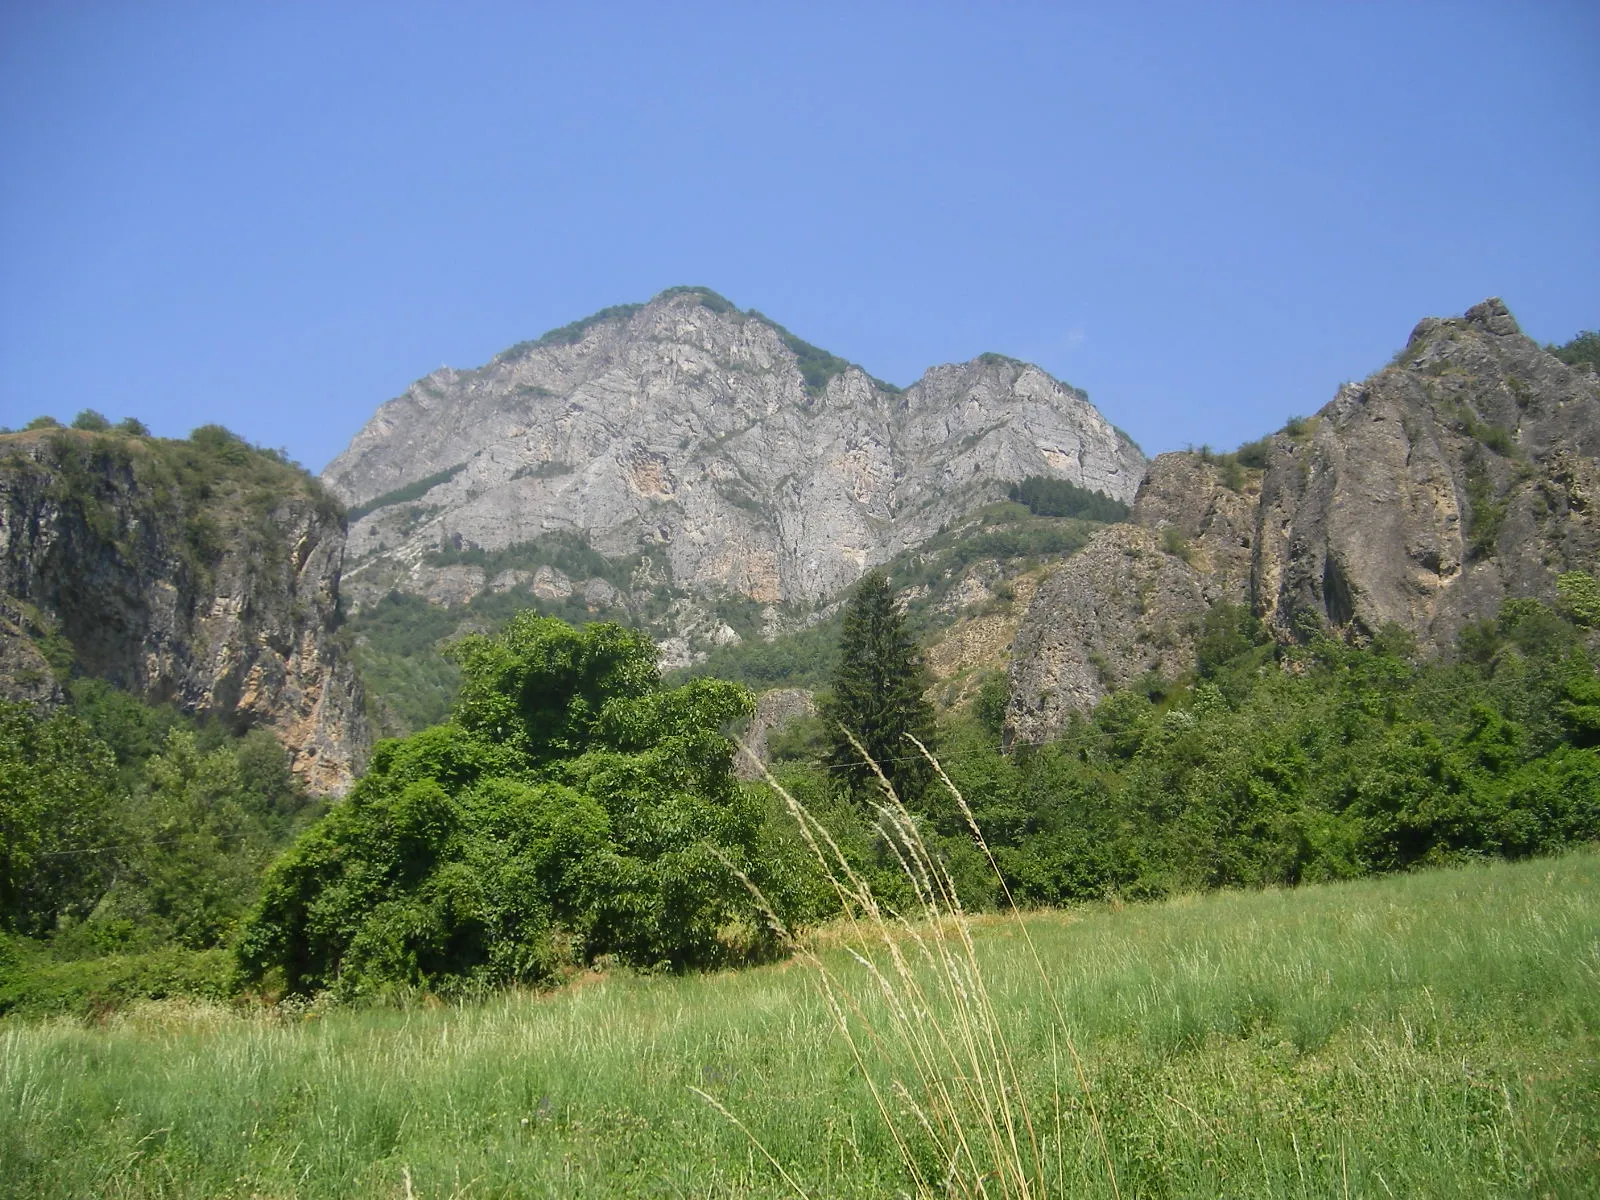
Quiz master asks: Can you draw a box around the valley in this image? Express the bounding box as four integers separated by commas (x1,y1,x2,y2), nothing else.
1,292,1597,1199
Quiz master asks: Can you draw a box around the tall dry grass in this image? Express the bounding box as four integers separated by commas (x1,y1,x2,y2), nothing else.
709,733,1118,1199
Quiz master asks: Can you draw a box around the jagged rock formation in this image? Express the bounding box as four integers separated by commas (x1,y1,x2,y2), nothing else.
1009,299,1600,744
0,429,370,793
324,288,1144,629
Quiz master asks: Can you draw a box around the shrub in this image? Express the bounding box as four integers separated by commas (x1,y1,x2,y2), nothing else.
1161,525,1192,562
1234,437,1272,469
1556,571,1600,629
1548,330,1600,372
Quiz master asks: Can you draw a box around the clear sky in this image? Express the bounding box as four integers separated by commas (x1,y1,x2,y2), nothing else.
2,2,1595,473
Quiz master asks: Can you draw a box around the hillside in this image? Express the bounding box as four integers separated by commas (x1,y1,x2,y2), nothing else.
0,425,369,793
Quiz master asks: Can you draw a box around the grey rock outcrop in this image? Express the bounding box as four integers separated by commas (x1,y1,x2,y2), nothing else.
1009,299,1600,744
1008,457,1254,744
0,430,370,794
734,687,817,780
1250,299,1600,641
325,289,1144,621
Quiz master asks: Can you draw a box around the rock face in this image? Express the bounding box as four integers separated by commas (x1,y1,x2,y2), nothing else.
0,429,370,794
734,687,817,781
1009,299,1600,744
324,288,1144,620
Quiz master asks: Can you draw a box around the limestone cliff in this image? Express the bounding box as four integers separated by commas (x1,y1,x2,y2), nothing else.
1009,299,1600,744
0,428,370,794
323,288,1144,624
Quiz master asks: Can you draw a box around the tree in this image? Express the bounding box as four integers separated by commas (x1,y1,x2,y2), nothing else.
235,615,770,998
1549,330,1600,372
821,570,938,809
0,703,123,935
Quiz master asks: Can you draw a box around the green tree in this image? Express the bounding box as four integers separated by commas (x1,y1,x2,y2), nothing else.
0,703,123,935
235,616,769,998
1195,601,1267,678
1548,330,1600,372
821,570,938,809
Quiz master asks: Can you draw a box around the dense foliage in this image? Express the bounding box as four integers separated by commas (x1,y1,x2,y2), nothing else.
756,593,1599,920
1007,476,1130,522
235,616,781,999
0,683,318,1014
944,598,1598,902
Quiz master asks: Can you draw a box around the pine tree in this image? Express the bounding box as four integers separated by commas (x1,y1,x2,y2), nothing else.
821,570,938,808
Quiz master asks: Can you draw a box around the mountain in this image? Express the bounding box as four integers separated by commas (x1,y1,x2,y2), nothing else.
0,426,370,793
1007,299,1600,745
323,287,1144,653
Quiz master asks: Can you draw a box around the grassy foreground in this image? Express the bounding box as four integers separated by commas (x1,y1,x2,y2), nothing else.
2,851,1597,1198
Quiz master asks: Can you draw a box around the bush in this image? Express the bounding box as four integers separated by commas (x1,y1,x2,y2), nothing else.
1234,438,1272,469
0,942,232,1017
1548,330,1600,372
1556,571,1600,629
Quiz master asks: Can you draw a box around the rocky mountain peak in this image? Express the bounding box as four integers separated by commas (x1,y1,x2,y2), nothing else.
326,289,1146,633
1007,298,1600,745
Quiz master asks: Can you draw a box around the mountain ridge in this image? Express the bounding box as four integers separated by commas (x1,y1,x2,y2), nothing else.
323,287,1144,635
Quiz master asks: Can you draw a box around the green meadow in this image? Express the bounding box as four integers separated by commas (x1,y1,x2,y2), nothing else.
3,849,1597,1199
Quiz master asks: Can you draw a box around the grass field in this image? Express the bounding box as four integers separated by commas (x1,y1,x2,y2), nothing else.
2,850,1596,1198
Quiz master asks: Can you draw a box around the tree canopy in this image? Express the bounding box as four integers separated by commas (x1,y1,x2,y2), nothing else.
235,615,772,998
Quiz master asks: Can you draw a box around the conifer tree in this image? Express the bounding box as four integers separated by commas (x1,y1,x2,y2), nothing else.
822,570,938,808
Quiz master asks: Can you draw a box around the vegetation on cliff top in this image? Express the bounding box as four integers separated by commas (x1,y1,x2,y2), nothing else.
0,423,342,595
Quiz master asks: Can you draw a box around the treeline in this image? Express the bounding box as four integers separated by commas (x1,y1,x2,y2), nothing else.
0,682,321,1013
1007,476,1130,522
5,580,1597,1014
766,592,1600,909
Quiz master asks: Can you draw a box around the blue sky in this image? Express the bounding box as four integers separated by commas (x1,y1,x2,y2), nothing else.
2,2,1595,472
